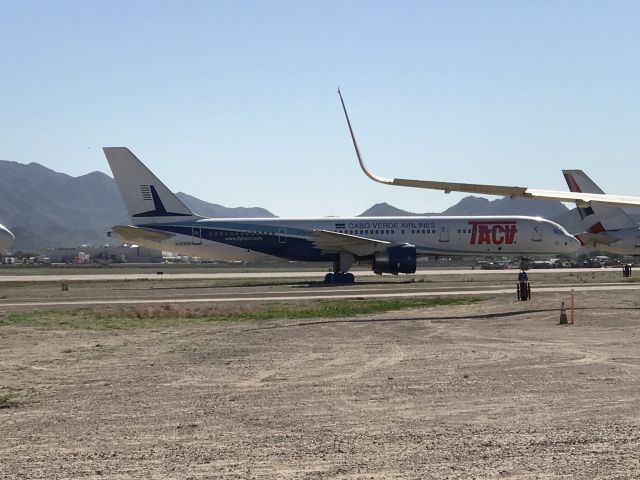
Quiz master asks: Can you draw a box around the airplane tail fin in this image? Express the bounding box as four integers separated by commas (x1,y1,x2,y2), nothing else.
563,170,637,232
104,147,201,225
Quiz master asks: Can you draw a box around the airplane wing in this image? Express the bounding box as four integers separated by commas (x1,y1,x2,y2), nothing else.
337,89,640,209
112,225,174,242
312,230,392,256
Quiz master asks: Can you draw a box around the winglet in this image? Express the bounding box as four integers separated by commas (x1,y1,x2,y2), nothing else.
337,89,394,185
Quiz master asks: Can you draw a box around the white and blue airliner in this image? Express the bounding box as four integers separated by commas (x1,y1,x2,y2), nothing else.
105,148,579,283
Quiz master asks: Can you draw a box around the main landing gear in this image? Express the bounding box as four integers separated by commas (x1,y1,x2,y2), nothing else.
324,272,355,284
324,254,356,284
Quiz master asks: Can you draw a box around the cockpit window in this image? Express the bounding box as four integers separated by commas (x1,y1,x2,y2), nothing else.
553,227,564,235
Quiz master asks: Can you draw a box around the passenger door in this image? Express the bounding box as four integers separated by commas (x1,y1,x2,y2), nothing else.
278,227,287,244
532,225,542,242
439,225,449,242
192,227,202,245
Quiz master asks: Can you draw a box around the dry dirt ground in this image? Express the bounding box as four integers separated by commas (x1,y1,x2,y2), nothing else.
2,284,640,478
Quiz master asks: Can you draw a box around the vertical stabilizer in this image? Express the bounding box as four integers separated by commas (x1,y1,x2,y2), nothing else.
563,170,637,232
104,147,200,225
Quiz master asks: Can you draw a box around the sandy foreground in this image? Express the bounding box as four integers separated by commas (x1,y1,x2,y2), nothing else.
1,289,640,479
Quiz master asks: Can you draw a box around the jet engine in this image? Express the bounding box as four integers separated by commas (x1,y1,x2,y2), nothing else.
373,245,417,274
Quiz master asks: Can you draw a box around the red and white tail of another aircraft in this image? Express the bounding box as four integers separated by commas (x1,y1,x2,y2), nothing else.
338,89,640,210
562,170,640,254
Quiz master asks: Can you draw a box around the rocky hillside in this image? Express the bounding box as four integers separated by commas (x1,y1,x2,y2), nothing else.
0,160,275,252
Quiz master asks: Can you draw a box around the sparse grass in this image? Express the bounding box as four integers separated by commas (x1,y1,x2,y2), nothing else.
0,392,19,409
0,297,482,330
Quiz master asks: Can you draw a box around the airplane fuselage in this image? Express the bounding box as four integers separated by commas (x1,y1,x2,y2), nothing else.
119,215,578,264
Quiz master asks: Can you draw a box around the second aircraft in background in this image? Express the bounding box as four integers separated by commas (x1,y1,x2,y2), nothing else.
563,170,640,255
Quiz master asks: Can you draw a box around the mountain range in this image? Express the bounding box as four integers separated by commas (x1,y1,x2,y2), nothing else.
0,160,273,252
0,159,633,253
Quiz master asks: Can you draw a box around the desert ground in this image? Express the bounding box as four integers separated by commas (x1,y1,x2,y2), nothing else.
1,269,640,479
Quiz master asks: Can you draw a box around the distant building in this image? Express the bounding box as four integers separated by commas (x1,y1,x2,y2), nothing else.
42,245,163,264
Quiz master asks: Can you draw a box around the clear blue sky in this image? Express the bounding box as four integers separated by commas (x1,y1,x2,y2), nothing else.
1,1,639,217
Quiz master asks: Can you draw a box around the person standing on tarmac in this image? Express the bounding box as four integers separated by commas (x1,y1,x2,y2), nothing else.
518,270,528,282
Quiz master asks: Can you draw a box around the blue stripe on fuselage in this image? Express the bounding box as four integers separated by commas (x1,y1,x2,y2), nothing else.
147,223,336,262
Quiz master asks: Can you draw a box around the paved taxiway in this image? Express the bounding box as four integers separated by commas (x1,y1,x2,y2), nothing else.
2,281,639,309
0,267,617,283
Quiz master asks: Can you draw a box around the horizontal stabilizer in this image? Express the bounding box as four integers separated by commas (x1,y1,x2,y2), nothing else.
312,229,391,256
112,225,174,242
575,232,620,247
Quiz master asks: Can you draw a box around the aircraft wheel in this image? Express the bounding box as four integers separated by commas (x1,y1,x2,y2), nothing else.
333,272,355,284
324,273,334,284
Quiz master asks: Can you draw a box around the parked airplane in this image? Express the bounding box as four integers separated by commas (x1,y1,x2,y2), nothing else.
563,170,640,255
0,224,15,252
338,90,640,210
104,147,579,283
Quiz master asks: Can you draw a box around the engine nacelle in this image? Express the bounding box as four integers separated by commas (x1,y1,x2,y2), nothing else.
373,245,417,274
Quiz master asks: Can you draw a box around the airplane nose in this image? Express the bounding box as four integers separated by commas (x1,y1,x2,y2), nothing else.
0,224,15,252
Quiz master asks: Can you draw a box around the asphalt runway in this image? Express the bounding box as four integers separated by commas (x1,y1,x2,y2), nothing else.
2,280,639,309
0,267,616,283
